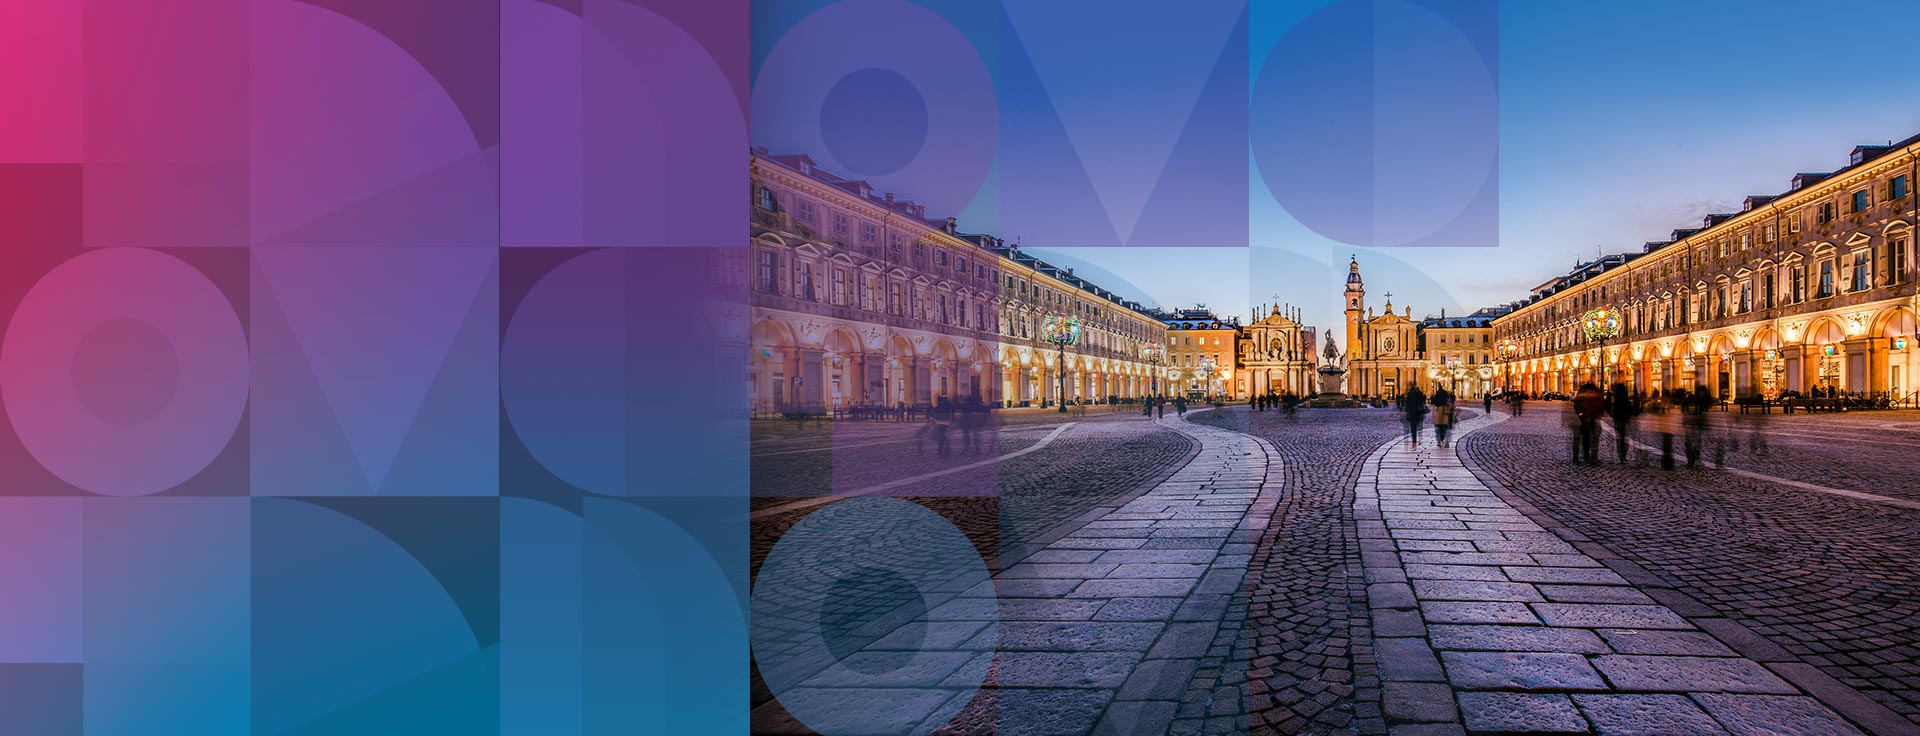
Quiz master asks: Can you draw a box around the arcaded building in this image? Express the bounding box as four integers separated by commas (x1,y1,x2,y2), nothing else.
1495,132,1920,400
748,151,1167,412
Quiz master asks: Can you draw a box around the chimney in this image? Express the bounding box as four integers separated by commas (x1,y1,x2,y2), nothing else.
885,192,894,203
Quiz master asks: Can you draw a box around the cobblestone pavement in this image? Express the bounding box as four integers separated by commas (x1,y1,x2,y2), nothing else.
1614,407,1920,502
749,411,1269,735
1460,404,1920,734
751,406,1164,502
748,411,1200,734
1360,411,1883,736
1188,407,1417,735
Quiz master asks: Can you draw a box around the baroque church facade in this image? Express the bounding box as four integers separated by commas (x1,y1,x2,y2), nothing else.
1238,304,1318,397
1342,259,1430,399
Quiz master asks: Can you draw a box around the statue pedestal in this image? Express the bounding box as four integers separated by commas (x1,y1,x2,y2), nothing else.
1307,366,1361,408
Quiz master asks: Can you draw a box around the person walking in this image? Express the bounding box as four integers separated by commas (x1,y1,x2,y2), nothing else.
1175,396,1187,417
1483,392,1494,416
1431,386,1456,448
1573,382,1605,464
1401,385,1430,448
1607,382,1637,464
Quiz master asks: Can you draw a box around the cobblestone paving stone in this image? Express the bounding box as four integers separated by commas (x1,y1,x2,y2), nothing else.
749,406,1160,502
922,412,1275,736
1460,403,1920,733
748,411,1199,734
1188,407,1414,735
1619,408,1920,502
1360,410,1875,736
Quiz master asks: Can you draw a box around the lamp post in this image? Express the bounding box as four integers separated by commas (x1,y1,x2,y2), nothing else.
1497,338,1518,393
1043,314,1081,413
1141,342,1166,398
1581,308,1622,386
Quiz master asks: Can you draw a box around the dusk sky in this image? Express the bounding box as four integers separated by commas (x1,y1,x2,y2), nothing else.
755,0,1920,341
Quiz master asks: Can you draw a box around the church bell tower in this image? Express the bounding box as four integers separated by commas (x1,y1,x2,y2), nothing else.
1344,257,1364,360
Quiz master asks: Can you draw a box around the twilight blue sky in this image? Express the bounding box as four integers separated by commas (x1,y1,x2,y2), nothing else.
754,0,1920,340
1030,0,1920,337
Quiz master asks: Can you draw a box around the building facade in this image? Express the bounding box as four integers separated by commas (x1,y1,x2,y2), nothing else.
1344,259,1428,399
1157,308,1243,399
748,151,1168,412
1239,304,1318,397
1419,307,1508,399
1494,134,1920,400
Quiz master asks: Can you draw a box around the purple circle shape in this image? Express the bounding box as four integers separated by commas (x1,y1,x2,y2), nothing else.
821,68,929,177
0,248,249,495
1252,0,1497,247
751,0,997,216
72,318,180,426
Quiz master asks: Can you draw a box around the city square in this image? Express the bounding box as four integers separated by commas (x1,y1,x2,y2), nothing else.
746,66,1920,735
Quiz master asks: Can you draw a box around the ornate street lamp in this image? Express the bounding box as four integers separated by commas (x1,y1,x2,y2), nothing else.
1581,308,1622,384
1043,314,1082,413
1141,342,1166,398
1497,338,1518,392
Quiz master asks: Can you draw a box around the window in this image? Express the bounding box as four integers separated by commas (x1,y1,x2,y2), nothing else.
1718,240,1729,258
935,250,948,267
1678,294,1690,326
1891,237,1910,286
1737,282,1751,313
1714,287,1727,319
861,222,878,242
1764,224,1776,243
755,187,776,211
831,269,847,305
1791,264,1806,302
797,261,815,300
1762,272,1776,309
1817,261,1835,298
797,200,817,223
832,213,849,236
1852,190,1871,214
1894,175,1911,200
1817,201,1836,224
1740,234,1750,251
937,294,949,324
1851,251,1870,291
755,250,777,292
889,235,903,259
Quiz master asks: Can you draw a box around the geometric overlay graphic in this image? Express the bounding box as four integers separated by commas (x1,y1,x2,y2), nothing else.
0,0,748,731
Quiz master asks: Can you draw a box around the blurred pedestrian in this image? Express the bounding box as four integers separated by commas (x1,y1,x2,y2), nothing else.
930,397,954,456
1607,382,1637,463
1682,389,1711,467
1401,385,1430,448
1432,385,1456,448
1573,382,1605,464
959,395,986,454
1483,392,1494,415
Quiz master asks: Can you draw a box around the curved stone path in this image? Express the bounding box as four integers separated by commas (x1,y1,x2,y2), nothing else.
752,410,1279,735
1358,411,1902,735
